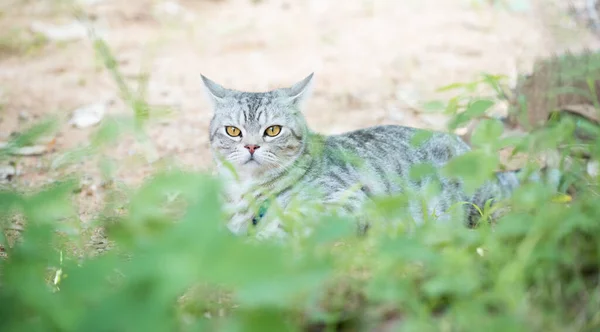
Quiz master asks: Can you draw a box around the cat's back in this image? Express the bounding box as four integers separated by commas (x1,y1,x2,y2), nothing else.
324,124,470,164
306,124,473,213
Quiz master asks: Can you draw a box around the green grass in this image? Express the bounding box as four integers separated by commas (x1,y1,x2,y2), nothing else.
1,25,600,332
1,157,598,331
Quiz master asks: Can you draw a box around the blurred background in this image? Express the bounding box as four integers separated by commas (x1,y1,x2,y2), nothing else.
2,2,600,330
0,0,598,190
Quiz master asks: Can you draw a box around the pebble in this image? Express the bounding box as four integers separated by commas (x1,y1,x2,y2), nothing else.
11,145,48,156
588,160,599,178
69,103,107,129
30,21,88,42
153,1,195,23
395,85,421,110
0,164,16,183
18,111,30,121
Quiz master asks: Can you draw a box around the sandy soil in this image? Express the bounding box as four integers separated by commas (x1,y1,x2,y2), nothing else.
0,0,598,196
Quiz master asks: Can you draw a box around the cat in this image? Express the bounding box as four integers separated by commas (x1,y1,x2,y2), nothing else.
202,73,558,239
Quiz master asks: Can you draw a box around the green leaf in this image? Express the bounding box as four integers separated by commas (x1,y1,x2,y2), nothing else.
410,130,434,148
221,309,293,332
437,82,467,92
423,272,478,297
470,119,504,148
494,213,532,237
310,216,355,244
379,237,439,264
0,191,23,220
448,99,495,130
510,183,551,211
409,162,438,181
442,150,499,194
421,100,446,112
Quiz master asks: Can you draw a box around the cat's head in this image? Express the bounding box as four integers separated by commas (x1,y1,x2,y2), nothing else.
202,74,314,179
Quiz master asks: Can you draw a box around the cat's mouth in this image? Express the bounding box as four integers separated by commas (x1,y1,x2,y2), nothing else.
244,157,260,165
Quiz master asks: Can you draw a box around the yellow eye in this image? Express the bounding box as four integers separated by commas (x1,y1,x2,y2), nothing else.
225,126,241,137
264,125,282,137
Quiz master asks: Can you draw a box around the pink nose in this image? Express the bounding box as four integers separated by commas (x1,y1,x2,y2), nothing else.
244,144,260,155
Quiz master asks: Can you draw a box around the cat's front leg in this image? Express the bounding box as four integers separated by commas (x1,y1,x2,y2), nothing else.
223,194,257,236
225,208,253,235
255,218,288,240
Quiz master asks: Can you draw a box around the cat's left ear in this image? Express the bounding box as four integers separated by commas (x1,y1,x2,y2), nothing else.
200,74,229,106
283,73,314,107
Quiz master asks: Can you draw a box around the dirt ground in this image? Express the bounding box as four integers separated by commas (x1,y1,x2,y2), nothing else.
0,0,598,198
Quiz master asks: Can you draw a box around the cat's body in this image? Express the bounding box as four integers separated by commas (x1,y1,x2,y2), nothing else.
202,74,530,239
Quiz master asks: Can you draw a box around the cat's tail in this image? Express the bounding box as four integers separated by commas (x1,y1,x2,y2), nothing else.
495,166,563,199
468,166,564,226
467,166,567,226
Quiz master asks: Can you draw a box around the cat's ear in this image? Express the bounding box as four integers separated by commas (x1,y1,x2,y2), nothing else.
200,74,228,104
283,73,314,106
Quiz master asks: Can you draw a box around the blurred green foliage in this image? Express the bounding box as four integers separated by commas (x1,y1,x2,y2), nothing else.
1,32,600,332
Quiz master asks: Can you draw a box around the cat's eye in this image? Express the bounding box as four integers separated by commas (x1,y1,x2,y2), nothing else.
225,126,241,137
264,125,282,137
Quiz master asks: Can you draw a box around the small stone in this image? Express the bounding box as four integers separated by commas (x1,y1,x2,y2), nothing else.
395,85,421,110
11,145,47,156
386,105,404,122
476,247,485,257
18,111,30,121
454,127,469,136
84,184,98,197
30,21,88,42
159,1,184,16
0,164,16,183
587,160,599,178
69,103,106,129
153,1,195,22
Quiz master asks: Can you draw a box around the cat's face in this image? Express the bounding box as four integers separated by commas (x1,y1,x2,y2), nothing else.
203,74,313,179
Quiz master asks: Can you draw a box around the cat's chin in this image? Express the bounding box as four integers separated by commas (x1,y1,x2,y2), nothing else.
237,160,277,178
242,159,261,169
239,159,264,174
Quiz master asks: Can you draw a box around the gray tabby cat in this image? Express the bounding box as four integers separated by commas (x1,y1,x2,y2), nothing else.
202,74,552,239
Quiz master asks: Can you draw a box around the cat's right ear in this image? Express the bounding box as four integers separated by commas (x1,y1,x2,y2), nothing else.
283,73,314,107
200,74,228,105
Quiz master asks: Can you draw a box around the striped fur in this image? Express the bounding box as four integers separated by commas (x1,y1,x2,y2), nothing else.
202,74,529,239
